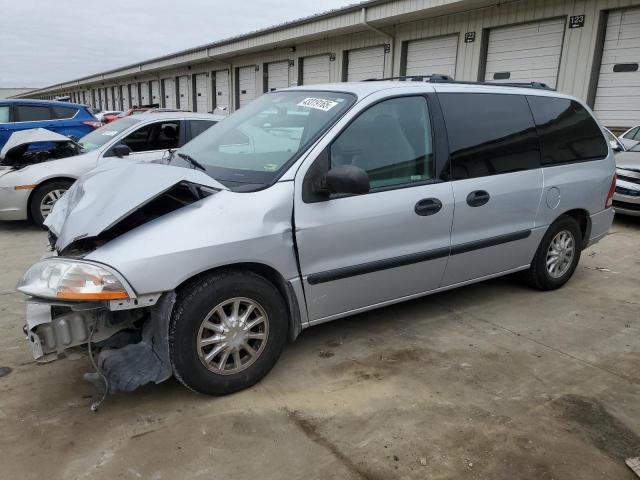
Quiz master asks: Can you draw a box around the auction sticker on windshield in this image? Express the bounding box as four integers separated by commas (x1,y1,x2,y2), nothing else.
298,98,338,112
101,131,118,136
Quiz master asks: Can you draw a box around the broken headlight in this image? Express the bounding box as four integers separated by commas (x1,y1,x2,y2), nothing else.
17,258,131,301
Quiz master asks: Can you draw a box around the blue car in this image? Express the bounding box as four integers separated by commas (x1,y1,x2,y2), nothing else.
0,99,101,150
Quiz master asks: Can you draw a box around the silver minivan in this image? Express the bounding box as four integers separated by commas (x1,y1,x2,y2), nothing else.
17,80,616,397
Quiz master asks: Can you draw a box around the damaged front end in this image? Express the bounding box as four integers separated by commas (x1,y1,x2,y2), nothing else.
18,161,227,401
0,128,82,168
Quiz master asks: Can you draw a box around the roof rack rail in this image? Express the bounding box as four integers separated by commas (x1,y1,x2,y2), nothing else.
362,74,553,90
364,74,454,82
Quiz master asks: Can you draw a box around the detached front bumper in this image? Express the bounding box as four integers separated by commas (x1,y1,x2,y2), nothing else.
0,185,30,221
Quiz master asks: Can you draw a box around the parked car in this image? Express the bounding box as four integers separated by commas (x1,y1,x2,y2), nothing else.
618,124,640,149
94,110,122,123
612,142,640,216
0,99,101,150
17,81,615,399
0,111,222,226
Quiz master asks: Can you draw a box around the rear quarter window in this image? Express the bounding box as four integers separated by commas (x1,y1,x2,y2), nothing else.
526,96,608,165
52,106,79,119
438,93,540,180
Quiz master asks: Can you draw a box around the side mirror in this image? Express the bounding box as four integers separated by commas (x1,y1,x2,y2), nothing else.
610,140,623,152
112,144,131,158
319,164,370,195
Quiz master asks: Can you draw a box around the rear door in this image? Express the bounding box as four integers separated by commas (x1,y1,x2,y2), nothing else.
186,119,217,143
438,92,543,286
295,93,454,322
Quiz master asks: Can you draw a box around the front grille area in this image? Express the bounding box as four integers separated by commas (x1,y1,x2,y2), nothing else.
618,173,640,185
616,186,640,196
613,200,640,211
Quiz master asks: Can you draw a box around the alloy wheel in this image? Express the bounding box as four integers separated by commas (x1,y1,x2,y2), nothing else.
546,230,575,279
196,297,269,375
39,189,67,219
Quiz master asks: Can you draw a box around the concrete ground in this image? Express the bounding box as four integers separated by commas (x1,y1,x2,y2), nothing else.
0,217,638,480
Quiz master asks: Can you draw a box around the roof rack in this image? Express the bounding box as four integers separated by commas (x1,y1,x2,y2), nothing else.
363,74,553,90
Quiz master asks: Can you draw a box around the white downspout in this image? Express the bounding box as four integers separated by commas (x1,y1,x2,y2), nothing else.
361,7,395,78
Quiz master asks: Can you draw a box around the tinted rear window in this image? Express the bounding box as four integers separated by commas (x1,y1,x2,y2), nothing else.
439,93,540,180
52,106,79,119
526,96,608,165
15,105,52,122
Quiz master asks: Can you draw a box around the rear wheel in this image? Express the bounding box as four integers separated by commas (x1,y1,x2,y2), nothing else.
524,215,582,290
169,270,288,395
29,180,73,228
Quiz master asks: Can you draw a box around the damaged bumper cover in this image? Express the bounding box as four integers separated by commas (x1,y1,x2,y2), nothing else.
23,290,176,393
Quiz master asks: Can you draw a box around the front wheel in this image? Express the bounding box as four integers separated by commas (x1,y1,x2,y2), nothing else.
29,180,73,228
524,215,583,290
169,270,288,395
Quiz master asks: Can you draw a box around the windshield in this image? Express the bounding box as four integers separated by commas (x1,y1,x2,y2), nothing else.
177,91,355,186
78,117,140,151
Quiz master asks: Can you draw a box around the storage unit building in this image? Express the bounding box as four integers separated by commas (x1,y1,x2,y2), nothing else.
483,18,566,89
594,7,640,128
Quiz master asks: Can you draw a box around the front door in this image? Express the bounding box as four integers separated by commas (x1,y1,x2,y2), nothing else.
295,95,454,322
107,120,182,163
437,92,544,286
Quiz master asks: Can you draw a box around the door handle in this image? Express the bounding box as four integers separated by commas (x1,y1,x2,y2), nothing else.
415,198,442,216
466,190,490,207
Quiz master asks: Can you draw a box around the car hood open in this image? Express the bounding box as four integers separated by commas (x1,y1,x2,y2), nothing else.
0,128,75,164
45,160,227,251
615,151,640,172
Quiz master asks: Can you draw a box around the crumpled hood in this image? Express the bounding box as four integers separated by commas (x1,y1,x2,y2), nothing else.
45,160,226,250
615,151,640,172
0,128,73,163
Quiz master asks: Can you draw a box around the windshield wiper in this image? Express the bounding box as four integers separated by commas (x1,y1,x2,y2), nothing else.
177,152,206,172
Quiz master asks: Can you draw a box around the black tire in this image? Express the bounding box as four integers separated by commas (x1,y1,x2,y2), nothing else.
29,180,73,228
169,270,288,395
524,215,583,291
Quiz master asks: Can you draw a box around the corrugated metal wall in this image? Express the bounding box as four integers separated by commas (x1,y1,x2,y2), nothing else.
38,0,640,126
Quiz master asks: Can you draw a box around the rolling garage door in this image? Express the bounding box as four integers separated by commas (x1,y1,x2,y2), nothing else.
105,87,113,110
163,78,175,108
238,66,257,108
346,46,386,81
177,76,189,110
113,86,121,110
121,85,130,110
194,73,208,112
140,82,150,106
266,61,290,92
129,83,139,107
150,80,160,106
594,8,640,128
405,34,458,78
301,54,331,85
213,70,230,113
484,18,565,88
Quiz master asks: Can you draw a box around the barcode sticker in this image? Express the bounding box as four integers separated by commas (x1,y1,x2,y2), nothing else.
297,97,338,111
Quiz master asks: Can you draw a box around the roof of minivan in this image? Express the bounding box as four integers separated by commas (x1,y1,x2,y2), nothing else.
285,81,573,101
132,111,226,121
0,98,87,108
